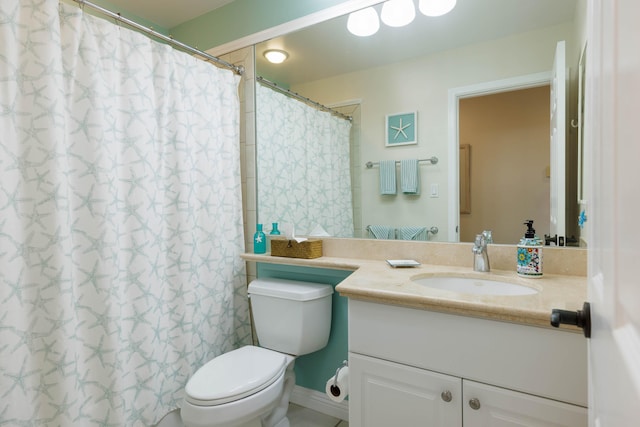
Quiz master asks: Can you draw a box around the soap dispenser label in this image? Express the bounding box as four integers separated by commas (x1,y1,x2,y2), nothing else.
517,246,543,278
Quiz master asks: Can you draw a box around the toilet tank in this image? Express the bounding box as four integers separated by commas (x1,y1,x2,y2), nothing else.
248,278,333,356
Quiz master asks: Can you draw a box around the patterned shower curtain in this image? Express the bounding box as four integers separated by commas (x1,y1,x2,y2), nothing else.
256,83,354,237
0,1,250,425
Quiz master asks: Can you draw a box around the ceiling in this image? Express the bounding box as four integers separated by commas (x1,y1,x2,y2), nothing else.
105,0,235,29
100,0,577,86
257,0,578,86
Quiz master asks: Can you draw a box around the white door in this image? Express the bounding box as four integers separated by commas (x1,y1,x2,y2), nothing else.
586,0,640,425
550,40,567,244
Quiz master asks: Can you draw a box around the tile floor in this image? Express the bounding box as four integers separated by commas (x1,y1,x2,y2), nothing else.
154,404,348,427
288,403,348,427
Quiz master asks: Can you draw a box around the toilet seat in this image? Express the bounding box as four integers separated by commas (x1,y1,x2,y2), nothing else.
184,346,287,407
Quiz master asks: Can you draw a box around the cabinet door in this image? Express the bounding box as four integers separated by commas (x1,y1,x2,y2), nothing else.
349,353,462,427
462,380,587,426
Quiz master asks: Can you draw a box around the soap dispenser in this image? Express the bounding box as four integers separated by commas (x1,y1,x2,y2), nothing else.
517,220,543,278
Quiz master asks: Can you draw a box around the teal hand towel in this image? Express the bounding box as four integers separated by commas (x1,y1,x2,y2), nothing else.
397,226,428,241
401,159,420,194
368,225,395,239
379,160,397,195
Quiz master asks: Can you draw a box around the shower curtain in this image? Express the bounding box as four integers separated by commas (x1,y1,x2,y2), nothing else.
0,1,250,425
256,83,354,237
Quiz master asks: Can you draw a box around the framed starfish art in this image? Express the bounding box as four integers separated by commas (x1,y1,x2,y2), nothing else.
385,111,417,146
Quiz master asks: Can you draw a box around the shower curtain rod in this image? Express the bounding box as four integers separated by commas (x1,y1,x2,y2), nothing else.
72,0,243,75
257,76,352,122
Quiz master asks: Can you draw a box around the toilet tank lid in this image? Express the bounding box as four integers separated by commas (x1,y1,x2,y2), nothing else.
248,278,333,301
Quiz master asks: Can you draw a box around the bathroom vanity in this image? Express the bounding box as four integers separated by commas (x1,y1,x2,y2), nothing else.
348,300,586,426
242,238,588,427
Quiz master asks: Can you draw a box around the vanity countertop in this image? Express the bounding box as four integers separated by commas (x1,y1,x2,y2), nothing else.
241,252,587,332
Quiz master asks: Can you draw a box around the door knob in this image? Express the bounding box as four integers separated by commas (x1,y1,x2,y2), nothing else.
441,390,452,402
550,301,591,338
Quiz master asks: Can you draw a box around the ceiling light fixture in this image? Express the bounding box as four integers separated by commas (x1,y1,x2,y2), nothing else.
347,7,380,37
380,0,416,28
263,49,289,64
418,0,457,17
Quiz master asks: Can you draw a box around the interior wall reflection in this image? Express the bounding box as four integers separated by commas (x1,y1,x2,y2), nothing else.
289,24,571,241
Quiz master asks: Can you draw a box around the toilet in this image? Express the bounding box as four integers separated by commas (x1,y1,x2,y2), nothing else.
180,278,334,427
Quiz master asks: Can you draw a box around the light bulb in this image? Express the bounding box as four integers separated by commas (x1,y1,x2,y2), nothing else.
347,7,380,37
381,0,416,28
418,0,457,17
263,49,289,64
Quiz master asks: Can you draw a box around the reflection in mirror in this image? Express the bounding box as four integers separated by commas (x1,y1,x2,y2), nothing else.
458,85,551,244
255,0,583,244
255,81,355,237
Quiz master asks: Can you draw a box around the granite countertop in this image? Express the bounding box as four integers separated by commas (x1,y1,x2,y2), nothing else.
241,252,587,333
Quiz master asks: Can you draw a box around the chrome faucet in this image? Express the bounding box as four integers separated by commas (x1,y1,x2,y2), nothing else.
472,231,491,272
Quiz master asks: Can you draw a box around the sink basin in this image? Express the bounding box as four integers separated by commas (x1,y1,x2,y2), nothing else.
412,276,539,296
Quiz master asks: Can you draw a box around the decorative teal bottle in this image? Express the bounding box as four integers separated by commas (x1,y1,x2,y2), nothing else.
254,224,266,254
517,220,543,278
270,223,281,235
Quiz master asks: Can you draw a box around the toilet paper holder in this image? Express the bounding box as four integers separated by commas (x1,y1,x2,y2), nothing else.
332,360,348,389
327,360,349,402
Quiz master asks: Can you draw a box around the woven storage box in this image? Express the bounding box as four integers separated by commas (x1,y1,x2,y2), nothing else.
270,238,323,259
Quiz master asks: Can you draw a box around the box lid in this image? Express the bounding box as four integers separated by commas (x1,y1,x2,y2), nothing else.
248,278,333,301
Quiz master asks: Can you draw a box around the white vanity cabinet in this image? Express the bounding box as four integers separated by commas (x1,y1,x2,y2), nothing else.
348,299,588,426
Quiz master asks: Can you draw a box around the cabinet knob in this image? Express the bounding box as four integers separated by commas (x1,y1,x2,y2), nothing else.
441,390,452,402
469,398,481,410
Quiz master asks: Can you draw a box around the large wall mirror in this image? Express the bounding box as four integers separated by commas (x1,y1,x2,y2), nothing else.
253,0,584,245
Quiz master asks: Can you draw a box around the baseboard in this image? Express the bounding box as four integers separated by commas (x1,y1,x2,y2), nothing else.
290,385,349,421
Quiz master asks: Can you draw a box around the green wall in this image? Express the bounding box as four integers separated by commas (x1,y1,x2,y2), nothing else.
170,0,351,51
78,0,353,56
256,263,351,394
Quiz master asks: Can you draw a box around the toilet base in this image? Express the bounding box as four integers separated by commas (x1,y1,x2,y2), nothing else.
271,417,289,427
261,360,295,427
181,354,296,427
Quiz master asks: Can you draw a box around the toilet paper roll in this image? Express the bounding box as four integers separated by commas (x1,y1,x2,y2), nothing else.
325,366,349,403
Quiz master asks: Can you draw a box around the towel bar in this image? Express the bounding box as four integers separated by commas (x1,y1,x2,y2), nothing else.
366,226,439,237
365,156,438,169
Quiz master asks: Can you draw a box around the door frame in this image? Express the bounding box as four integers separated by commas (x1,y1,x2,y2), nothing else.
447,71,552,242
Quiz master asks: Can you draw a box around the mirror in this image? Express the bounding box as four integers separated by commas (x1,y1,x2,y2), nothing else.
255,0,582,244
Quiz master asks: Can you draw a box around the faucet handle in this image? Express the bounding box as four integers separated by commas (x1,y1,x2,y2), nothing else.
482,230,493,244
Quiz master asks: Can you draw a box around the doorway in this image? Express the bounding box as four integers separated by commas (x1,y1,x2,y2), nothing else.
458,86,551,244
447,72,553,242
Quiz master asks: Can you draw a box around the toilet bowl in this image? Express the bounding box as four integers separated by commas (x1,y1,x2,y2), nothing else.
181,346,295,427
180,278,333,427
